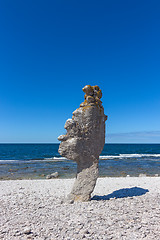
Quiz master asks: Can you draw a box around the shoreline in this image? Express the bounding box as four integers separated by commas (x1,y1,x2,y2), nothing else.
0,173,159,181
1,143,160,182
0,177,160,239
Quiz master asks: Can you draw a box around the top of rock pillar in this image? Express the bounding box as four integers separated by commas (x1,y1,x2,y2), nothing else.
80,85,103,109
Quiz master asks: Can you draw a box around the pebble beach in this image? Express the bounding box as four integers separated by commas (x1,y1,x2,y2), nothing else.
0,177,160,240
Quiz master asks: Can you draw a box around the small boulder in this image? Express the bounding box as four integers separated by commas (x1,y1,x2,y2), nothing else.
23,227,31,235
139,174,147,177
46,172,59,179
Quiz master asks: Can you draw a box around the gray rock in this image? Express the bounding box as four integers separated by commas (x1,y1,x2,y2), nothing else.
23,227,31,234
139,174,147,177
46,172,59,179
58,85,107,202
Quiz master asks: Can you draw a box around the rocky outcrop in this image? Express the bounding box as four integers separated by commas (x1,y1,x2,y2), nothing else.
58,85,107,202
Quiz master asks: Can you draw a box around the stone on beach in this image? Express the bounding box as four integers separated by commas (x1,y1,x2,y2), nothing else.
58,85,107,202
139,174,147,177
23,227,31,234
46,172,59,179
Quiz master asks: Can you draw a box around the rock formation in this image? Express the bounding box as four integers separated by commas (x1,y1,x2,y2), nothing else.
58,85,107,202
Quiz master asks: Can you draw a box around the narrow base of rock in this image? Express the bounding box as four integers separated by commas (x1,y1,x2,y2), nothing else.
65,161,99,202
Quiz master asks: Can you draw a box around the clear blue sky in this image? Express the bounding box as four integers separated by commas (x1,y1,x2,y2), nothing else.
0,0,160,143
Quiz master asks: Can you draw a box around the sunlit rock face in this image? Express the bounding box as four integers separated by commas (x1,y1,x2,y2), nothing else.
58,85,107,202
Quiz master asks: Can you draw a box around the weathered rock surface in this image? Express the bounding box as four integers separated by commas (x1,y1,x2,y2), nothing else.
58,85,107,202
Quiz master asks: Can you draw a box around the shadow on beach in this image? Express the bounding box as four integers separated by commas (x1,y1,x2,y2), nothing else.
92,187,149,201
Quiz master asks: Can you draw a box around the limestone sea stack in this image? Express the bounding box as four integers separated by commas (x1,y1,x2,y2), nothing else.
58,85,107,202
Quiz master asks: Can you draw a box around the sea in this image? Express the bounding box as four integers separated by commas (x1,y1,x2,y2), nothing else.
0,144,160,180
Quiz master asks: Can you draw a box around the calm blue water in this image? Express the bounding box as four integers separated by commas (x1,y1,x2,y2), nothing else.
0,144,160,179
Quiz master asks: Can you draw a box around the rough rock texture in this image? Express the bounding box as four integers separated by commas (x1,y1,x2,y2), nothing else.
58,85,107,202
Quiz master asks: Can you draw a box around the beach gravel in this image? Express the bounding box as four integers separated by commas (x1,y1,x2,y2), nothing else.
0,177,160,240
